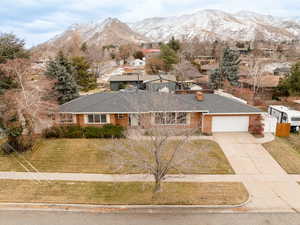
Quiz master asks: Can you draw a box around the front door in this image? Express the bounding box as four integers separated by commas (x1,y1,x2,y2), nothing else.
130,114,140,127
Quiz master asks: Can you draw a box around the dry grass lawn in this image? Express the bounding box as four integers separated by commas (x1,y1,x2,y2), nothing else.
263,134,300,174
0,180,248,205
0,139,234,174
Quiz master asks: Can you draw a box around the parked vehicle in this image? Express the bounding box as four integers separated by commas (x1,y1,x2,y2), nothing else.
268,105,300,132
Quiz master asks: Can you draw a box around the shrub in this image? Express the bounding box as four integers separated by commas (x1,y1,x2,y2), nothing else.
84,127,105,138
63,126,84,138
43,125,125,139
42,126,63,138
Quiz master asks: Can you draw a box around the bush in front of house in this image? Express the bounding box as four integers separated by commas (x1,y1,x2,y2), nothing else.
42,126,84,138
84,125,125,138
43,125,125,139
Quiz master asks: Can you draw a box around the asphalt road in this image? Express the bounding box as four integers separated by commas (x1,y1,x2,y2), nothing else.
0,211,300,225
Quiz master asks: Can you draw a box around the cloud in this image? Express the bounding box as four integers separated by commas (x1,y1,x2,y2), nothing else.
1,0,299,47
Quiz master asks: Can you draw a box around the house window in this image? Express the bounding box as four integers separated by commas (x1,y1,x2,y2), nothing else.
87,114,108,124
154,112,188,125
60,114,74,123
117,114,125,119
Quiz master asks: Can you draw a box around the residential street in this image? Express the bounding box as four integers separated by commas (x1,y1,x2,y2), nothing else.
1,211,300,225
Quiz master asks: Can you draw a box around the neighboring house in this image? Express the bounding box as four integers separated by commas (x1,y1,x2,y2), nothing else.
142,49,161,60
201,63,219,75
129,59,146,67
58,91,262,134
109,74,176,92
273,67,290,76
238,74,283,99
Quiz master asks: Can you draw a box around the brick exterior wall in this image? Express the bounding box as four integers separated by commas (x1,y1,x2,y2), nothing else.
57,113,262,135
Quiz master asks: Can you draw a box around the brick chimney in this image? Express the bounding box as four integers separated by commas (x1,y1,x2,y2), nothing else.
195,91,204,101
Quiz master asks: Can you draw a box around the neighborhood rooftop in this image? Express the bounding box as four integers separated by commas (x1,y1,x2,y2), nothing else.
108,75,176,82
60,91,261,114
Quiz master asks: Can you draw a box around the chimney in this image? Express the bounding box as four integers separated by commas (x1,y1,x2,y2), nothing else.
195,91,204,101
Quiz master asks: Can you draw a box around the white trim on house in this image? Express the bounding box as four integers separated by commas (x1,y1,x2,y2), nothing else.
84,114,110,125
60,110,209,114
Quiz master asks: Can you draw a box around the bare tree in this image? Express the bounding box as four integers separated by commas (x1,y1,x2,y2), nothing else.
174,59,201,80
105,92,210,193
1,58,58,151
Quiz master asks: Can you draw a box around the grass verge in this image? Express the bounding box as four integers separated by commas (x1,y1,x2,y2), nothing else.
0,139,234,174
263,134,300,174
0,181,248,205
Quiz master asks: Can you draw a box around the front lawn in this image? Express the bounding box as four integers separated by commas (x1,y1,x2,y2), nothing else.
0,180,248,205
263,134,300,174
0,139,234,174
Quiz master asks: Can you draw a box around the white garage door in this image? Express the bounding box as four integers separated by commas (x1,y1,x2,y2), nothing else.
212,116,249,132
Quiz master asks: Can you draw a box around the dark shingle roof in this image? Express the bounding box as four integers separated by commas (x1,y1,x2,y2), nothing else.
60,92,261,114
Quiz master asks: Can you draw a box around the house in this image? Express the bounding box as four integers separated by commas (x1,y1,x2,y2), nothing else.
274,67,290,76
109,74,176,91
201,63,219,75
58,91,262,134
129,59,146,67
142,49,161,60
238,74,283,100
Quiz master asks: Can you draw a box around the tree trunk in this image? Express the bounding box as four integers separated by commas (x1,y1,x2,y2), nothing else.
154,178,161,193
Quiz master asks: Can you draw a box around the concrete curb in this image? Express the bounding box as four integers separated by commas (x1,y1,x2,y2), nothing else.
0,196,251,213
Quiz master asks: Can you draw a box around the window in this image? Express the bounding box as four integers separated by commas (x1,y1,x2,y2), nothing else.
177,112,187,124
154,112,188,125
117,114,125,119
87,114,108,124
292,117,300,122
60,114,74,123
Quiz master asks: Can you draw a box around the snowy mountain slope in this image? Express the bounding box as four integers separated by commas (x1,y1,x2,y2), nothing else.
129,9,300,42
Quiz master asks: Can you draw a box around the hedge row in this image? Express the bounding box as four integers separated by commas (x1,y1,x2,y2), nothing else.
43,125,125,139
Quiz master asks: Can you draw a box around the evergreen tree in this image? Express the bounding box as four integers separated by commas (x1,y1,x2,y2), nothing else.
71,56,97,92
210,69,222,90
277,62,300,96
167,36,180,52
0,33,29,64
220,47,240,86
160,44,179,72
45,51,79,104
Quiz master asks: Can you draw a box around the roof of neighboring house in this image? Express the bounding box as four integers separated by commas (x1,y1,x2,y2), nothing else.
274,67,290,73
193,75,209,84
201,63,218,71
239,74,282,88
109,75,176,82
142,49,161,54
60,91,261,114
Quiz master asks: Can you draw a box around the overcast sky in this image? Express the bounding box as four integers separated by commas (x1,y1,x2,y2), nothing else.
1,0,299,47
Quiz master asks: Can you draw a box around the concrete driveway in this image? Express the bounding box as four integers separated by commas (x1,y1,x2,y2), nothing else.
213,132,300,212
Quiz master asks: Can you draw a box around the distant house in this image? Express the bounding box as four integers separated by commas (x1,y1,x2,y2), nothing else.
201,63,218,75
58,91,262,134
129,59,146,67
142,49,161,60
109,74,177,92
238,74,283,99
274,67,290,76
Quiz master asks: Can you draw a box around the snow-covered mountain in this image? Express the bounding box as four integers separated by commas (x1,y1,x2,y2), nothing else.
129,9,300,42
35,10,300,57
34,18,149,57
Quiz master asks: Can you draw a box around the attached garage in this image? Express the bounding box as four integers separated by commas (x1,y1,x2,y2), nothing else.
212,116,249,132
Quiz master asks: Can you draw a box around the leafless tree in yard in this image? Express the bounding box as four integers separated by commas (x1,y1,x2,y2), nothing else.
105,92,212,193
1,58,58,147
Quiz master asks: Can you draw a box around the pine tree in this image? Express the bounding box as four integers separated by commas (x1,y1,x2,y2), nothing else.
220,47,240,86
45,51,79,104
167,36,180,52
160,44,179,72
277,62,300,96
210,69,222,90
72,56,97,92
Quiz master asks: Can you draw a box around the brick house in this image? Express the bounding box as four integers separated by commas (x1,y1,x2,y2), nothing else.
58,91,262,135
